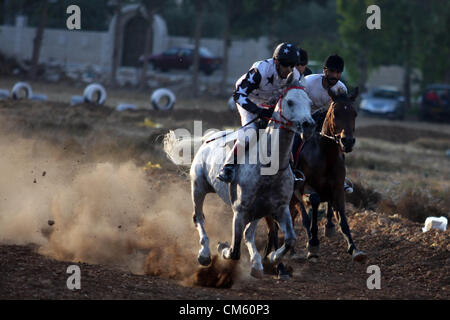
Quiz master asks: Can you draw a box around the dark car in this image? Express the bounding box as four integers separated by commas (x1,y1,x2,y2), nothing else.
419,84,450,121
359,86,405,120
141,47,222,75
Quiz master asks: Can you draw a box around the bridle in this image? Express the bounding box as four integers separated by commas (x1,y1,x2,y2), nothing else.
261,86,306,132
320,132,341,145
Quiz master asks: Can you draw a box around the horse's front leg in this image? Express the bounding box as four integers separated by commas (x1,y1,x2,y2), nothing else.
324,201,337,238
333,193,367,263
262,216,278,259
298,196,312,241
218,211,246,261
244,219,264,278
263,196,299,259
192,179,211,266
306,193,320,261
267,206,297,264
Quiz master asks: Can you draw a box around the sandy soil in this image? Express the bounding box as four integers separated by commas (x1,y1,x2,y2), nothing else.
0,95,448,300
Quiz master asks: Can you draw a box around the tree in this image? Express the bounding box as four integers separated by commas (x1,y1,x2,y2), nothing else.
192,0,204,97
221,0,232,95
337,0,450,108
29,0,48,80
139,0,166,89
336,0,375,92
110,0,123,87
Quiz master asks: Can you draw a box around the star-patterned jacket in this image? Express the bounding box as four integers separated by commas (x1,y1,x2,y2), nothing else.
233,58,302,114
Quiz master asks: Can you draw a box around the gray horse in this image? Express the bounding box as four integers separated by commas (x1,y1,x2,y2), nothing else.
164,78,315,278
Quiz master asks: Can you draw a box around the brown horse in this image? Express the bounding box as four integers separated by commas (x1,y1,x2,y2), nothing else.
264,87,367,268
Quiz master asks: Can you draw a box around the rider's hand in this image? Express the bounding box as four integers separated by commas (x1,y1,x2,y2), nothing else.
268,97,278,106
257,107,274,119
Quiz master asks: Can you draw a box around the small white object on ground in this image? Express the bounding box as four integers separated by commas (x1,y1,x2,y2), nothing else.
71,95,85,106
116,104,137,111
30,94,47,101
422,216,447,232
0,89,9,99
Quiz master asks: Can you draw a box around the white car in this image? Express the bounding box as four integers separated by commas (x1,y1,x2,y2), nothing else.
359,86,405,120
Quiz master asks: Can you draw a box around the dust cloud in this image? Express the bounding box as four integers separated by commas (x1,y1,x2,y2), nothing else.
0,124,244,287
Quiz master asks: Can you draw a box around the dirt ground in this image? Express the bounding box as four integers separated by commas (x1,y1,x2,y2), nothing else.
0,85,448,300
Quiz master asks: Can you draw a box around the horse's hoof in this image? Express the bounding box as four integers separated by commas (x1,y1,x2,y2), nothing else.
197,254,211,266
307,252,319,262
290,252,304,261
267,251,280,264
217,241,229,253
276,263,290,280
325,225,337,238
262,258,277,275
277,273,290,281
352,250,367,263
250,267,264,279
306,243,320,255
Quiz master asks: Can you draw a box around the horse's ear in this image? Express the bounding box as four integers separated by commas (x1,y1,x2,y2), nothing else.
328,88,338,102
291,78,300,88
350,87,359,101
286,72,294,85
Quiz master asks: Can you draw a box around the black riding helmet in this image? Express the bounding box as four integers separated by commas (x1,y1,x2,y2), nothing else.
273,42,300,67
324,54,344,72
297,48,308,66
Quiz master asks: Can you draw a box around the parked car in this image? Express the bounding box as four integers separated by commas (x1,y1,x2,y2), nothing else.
418,84,450,121
140,47,222,75
359,86,405,120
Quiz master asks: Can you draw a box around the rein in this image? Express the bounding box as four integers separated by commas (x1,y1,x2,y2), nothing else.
204,117,259,144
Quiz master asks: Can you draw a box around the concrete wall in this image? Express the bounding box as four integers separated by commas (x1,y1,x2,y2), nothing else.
0,20,112,70
0,9,271,84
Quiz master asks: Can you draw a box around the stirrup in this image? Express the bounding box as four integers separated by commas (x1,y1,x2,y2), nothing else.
344,178,353,194
293,169,305,183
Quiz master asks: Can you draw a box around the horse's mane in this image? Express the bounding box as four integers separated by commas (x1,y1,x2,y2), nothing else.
323,102,336,134
322,92,352,134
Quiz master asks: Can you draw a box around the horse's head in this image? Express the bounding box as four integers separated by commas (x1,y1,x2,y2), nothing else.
272,73,315,138
324,87,359,153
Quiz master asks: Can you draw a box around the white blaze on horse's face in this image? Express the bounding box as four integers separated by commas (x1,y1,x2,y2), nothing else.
274,88,314,134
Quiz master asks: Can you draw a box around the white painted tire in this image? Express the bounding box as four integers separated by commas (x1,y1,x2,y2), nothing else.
83,83,107,105
228,96,236,111
11,82,33,100
151,88,175,111
116,104,137,111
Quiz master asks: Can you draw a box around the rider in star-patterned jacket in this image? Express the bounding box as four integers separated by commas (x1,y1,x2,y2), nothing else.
218,42,303,183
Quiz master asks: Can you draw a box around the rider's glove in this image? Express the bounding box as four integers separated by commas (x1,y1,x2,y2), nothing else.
257,107,274,119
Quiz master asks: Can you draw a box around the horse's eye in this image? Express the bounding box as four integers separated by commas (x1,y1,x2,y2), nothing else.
287,100,294,107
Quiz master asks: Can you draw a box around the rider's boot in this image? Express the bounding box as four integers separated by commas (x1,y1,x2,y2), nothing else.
217,142,238,183
218,164,236,183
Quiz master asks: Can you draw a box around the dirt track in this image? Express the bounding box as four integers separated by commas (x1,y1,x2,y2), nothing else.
0,98,448,300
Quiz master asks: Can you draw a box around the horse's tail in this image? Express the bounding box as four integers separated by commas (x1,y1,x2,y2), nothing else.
163,130,205,167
